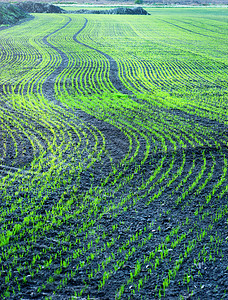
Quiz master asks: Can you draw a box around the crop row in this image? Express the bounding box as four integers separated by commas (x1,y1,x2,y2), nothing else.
0,9,227,299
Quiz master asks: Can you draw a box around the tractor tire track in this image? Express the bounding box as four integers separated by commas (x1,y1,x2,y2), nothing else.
174,19,227,35
73,18,131,95
158,19,224,39
41,17,72,102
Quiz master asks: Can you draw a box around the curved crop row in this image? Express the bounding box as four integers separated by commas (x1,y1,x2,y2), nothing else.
0,8,227,300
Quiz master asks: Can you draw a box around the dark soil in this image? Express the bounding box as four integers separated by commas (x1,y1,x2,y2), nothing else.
42,17,130,100
0,15,227,300
1,105,227,299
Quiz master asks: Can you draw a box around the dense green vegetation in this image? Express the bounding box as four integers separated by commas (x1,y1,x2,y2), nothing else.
0,8,227,299
0,3,28,26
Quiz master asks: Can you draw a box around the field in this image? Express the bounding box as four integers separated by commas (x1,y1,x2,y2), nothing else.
0,7,228,300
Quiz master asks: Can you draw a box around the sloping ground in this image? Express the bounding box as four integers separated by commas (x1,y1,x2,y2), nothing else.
15,1,64,13
0,3,28,25
0,9,227,300
70,7,150,15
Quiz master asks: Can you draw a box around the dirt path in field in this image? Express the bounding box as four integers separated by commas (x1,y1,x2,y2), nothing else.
41,16,72,102
42,17,130,100
158,18,223,39
73,18,130,94
3,110,227,300
173,18,226,35
1,15,228,300
40,17,133,166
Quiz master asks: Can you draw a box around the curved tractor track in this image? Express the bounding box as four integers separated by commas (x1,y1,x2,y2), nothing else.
41,17,130,101
72,18,131,95
0,10,227,300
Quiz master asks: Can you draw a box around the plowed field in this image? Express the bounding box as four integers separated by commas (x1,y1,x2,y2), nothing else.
0,7,227,300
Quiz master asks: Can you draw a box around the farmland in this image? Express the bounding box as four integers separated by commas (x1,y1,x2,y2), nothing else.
0,7,227,300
